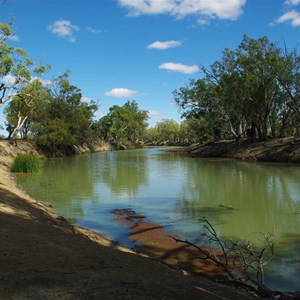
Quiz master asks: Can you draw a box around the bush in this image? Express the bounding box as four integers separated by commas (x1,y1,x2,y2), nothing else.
11,153,42,173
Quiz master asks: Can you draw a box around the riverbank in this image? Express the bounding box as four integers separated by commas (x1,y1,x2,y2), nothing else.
0,140,256,299
180,136,300,163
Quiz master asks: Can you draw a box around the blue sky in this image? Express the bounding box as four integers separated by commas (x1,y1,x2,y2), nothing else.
1,0,300,130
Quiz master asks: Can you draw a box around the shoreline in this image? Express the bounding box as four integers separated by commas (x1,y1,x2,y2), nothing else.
0,140,131,250
0,140,257,299
179,137,300,163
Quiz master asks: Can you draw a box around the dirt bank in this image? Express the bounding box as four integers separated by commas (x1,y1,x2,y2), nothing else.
181,136,300,163
0,140,257,299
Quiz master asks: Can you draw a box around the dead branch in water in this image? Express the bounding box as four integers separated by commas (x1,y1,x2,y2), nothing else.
170,218,278,298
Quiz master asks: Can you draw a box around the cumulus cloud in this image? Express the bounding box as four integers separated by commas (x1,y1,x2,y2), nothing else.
119,0,175,16
159,62,199,74
118,0,246,21
147,40,182,50
47,19,80,42
86,27,103,34
105,88,138,98
275,9,300,26
30,76,52,86
81,97,92,103
197,19,210,25
94,109,104,119
285,0,300,5
273,0,300,27
2,75,16,85
147,110,164,115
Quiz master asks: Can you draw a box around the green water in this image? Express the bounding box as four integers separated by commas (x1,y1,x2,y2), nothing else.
17,147,300,291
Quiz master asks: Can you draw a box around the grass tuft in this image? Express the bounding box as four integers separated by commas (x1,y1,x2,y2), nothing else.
11,153,42,173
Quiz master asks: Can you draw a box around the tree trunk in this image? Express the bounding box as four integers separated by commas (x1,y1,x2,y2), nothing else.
249,121,256,142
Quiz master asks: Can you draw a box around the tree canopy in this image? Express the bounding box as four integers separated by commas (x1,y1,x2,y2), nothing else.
95,100,148,148
0,22,50,110
174,35,300,141
28,72,98,155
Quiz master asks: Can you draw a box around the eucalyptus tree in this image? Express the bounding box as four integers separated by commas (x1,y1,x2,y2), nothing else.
5,80,50,139
179,117,212,143
235,36,283,140
0,21,50,110
31,72,98,155
0,21,50,138
174,78,230,140
97,100,148,147
274,46,300,136
143,127,159,144
154,119,180,144
174,35,299,141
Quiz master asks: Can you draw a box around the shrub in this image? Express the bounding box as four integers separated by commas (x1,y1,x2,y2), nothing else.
11,153,42,173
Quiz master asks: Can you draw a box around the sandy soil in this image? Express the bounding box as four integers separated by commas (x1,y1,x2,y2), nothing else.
0,140,257,299
179,136,300,163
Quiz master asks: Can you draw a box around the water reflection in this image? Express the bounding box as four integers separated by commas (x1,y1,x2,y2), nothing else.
177,159,300,242
16,147,300,291
19,155,100,221
92,150,149,198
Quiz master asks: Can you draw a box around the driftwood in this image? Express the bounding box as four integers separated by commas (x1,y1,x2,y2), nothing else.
170,218,299,299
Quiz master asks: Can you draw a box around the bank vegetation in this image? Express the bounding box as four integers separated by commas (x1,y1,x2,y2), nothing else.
2,22,300,159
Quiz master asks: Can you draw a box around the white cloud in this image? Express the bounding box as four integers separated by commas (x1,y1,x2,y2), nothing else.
94,109,104,119
159,62,199,74
147,40,182,50
118,0,175,16
105,88,138,98
285,0,300,6
47,19,80,42
86,27,103,34
81,96,94,103
275,9,300,26
2,75,16,85
118,0,246,21
30,76,52,86
147,110,164,115
197,19,210,25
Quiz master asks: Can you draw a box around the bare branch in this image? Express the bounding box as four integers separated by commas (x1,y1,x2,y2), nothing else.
169,218,277,298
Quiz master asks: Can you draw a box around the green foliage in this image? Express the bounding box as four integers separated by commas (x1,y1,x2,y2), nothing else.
174,35,300,141
30,72,98,155
180,117,212,143
11,153,42,173
0,22,13,37
5,80,50,139
144,117,211,145
155,119,180,144
0,22,29,79
0,21,51,142
95,100,148,147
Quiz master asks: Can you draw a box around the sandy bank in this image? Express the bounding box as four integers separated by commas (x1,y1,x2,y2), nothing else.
0,140,256,299
180,136,300,163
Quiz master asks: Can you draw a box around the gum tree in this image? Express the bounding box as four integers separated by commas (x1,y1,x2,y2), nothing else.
0,21,50,136
174,35,300,141
96,101,148,147
31,72,98,155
